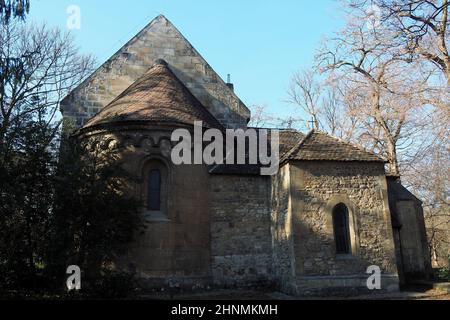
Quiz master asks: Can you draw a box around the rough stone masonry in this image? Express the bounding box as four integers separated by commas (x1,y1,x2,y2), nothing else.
63,15,432,296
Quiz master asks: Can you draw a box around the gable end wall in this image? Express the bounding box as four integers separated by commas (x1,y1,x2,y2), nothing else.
61,15,250,129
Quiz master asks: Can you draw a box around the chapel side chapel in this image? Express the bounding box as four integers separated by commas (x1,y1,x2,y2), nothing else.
60,15,432,295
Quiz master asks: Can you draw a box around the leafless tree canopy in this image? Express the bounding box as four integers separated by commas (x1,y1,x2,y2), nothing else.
0,21,95,147
284,0,449,266
349,0,449,83
248,104,303,129
0,0,30,24
287,70,322,130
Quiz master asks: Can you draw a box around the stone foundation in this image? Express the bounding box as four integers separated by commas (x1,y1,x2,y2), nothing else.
295,274,399,296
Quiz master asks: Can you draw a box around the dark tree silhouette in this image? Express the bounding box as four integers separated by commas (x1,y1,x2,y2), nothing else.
0,0,30,23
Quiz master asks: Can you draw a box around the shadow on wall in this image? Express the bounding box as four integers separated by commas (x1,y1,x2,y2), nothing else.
77,127,214,290
387,176,433,283
272,162,401,296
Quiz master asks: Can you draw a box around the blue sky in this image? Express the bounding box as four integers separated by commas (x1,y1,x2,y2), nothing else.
29,0,343,119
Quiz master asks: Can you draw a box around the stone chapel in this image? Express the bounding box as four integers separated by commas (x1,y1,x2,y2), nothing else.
60,15,432,295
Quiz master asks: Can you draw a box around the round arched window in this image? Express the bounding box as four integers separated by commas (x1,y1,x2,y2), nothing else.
148,169,161,211
332,203,351,254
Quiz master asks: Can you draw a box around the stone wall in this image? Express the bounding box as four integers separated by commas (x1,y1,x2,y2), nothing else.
61,15,249,129
396,201,427,277
210,175,273,287
79,125,213,288
288,161,399,294
396,201,432,280
387,177,432,282
77,125,404,295
271,164,297,294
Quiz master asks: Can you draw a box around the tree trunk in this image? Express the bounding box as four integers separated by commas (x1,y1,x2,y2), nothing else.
386,137,400,176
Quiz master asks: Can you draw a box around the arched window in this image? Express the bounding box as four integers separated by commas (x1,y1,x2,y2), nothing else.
142,159,168,219
148,169,161,211
332,203,351,254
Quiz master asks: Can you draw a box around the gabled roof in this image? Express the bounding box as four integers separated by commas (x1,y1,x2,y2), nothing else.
279,129,305,157
209,127,281,176
281,129,385,163
208,128,384,176
81,59,223,130
61,14,250,129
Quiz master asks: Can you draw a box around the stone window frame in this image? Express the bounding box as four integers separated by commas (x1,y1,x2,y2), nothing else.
325,195,360,258
148,168,162,211
140,156,171,222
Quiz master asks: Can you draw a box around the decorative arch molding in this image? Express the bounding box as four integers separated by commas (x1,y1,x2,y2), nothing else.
112,133,174,155
158,137,173,158
137,135,157,149
325,194,360,256
138,154,173,174
119,135,136,150
156,136,173,147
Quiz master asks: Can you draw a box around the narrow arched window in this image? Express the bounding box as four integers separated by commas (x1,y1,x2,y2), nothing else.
148,169,161,211
332,203,351,254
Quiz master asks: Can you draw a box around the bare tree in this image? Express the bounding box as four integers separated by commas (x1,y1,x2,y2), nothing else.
321,84,341,136
0,20,95,285
316,77,363,140
248,104,274,128
316,9,430,175
313,1,449,266
0,0,30,23
404,142,450,267
287,69,322,130
0,21,95,150
286,1,450,268
248,104,303,129
349,0,450,84
287,67,357,134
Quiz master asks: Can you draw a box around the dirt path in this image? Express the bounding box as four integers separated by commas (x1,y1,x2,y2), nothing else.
139,288,449,300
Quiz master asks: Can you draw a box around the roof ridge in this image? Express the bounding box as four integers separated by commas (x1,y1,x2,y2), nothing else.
81,63,158,128
280,129,386,164
313,130,386,162
61,14,250,124
247,127,302,132
103,60,164,110
281,129,314,164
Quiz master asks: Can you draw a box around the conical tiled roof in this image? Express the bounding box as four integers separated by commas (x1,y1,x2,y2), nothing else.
62,15,250,129
82,59,223,130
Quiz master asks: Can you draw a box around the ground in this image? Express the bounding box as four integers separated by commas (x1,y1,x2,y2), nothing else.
2,288,448,300
139,286,450,300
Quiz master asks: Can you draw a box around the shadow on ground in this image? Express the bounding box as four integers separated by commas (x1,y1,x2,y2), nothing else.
138,285,450,300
